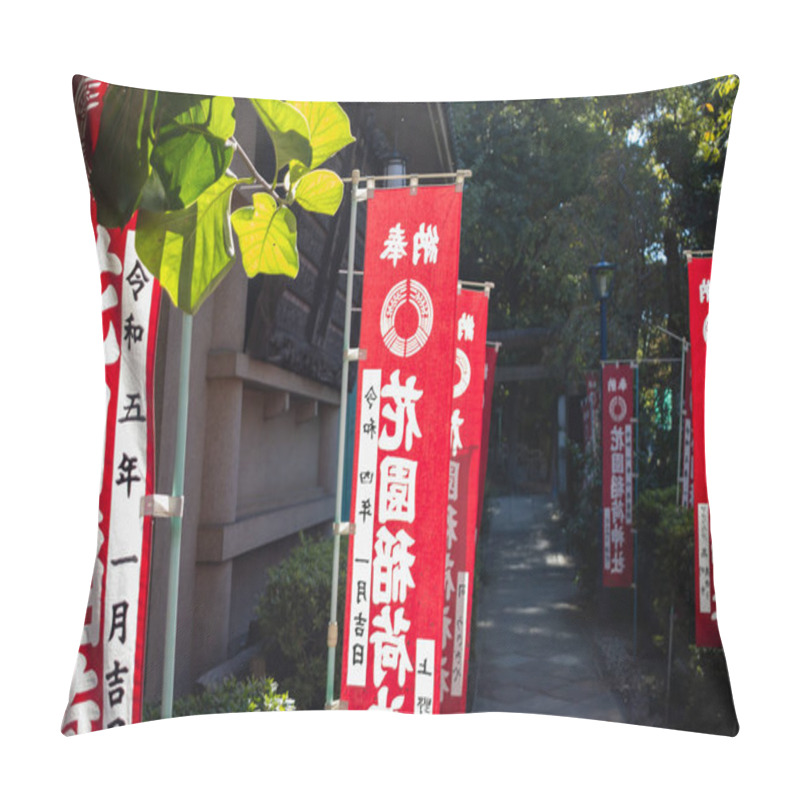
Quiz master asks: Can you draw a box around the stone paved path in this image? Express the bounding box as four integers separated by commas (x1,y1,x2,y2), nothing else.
470,495,625,722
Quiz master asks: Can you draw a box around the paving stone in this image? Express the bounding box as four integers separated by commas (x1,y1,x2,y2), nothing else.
470,495,625,724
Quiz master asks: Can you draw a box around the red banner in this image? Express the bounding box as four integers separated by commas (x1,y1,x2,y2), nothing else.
476,343,499,528
341,184,462,712
62,78,161,733
583,371,600,487
687,256,722,648
441,288,489,714
680,357,694,509
601,362,635,588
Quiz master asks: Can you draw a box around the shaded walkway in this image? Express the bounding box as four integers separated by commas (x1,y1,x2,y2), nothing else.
470,495,624,722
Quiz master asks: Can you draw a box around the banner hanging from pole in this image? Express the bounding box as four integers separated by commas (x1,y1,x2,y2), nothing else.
441,288,489,714
476,343,499,529
583,371,600,488
341,183,462,713
62,78,162,734
687,255,722,648
681,358,694,509
601,362,635,588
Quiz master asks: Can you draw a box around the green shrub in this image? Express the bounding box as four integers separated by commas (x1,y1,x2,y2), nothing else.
144,675,294,721
635,486,695,651
254,532,346,711
562,442,602,599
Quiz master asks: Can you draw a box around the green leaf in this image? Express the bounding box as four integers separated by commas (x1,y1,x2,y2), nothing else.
231,193,299,279
287,101,354,168
250,99,312,171
135,174,246,314
90,85,155,228
148,96,236,210
292,167,344,215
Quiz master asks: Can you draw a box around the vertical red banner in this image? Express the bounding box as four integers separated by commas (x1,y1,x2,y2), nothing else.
687,256,722,648
476,343,499,528
341,185,462,712
601,362,635,588
680,358,694,509
583,371,600,487
62,78,161,733
441,288,489,714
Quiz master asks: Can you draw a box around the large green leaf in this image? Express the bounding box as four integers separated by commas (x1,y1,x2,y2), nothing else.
148,96,236,210
250,99,312,171
135,174,246,314
288,101,354,168
231,193,299,279
90,85,155,229
289,164,344,215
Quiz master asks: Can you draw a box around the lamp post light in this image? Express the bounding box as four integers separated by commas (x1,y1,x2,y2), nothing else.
588,260,618,360
385,151,407,188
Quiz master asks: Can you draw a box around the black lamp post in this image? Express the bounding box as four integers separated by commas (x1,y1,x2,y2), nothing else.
588,260,618,360
385,151,407,188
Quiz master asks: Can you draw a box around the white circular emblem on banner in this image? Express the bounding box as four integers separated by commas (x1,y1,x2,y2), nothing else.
380,279,434,357
453,348,471,398
609,396,627,423
703,314,708,343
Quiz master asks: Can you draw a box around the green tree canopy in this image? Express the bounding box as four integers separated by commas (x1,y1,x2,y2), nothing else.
88,84,355,314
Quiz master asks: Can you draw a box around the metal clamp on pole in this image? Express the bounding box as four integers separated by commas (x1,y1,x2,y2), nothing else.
346,348,367,362
327,621,338,648
333,521,354,536
141,494,184,519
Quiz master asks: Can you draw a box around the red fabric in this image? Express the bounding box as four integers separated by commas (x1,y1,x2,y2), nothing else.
687,256,722,648
341,186,462,712
62,80,161,733
476,344,498,529
440,289,489,714
601,362,635,588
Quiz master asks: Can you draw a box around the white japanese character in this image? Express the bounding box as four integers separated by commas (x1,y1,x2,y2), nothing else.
61,652,100,735
412,223,439,265
442,609,453,649
378,456,417,523
457,312,475,342
372,526,416,604
610,525,625,547
380,223,408,267
446,504,458,550
444,552,456,602
610,550,626,574
370,606,414,688
379,370,423,452
699,278,710,304
451,409,464,457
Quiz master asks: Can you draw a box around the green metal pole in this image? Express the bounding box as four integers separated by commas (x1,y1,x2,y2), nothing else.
325,169,360,708
161,311,193,719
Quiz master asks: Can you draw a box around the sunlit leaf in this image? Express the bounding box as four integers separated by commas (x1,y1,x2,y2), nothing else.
287,101,355,168
231,193,299,278
148,96,236,210
292,167,344,215
135,174,247,314
251,99,312,171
